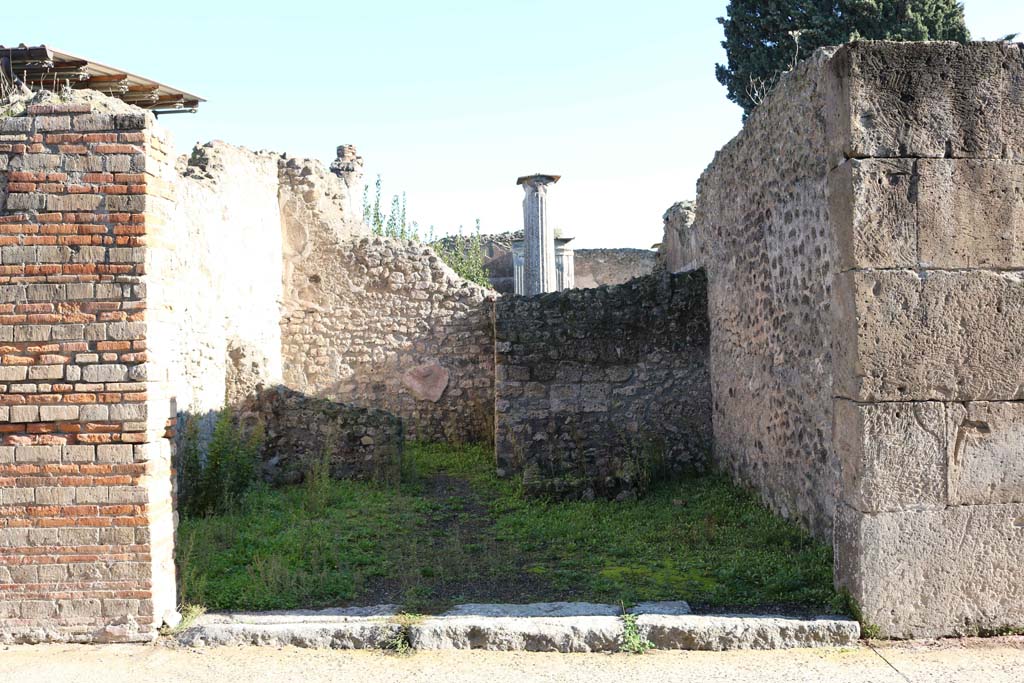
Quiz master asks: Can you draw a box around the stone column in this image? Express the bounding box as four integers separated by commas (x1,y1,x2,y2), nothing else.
518,174,560,295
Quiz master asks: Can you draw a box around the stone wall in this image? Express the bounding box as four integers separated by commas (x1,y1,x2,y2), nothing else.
828,42,1024,639
0,94,177,642
148,141,286,435
657,201,697,273
573,248,655,288
695,41,1024,637
281,236,495,443
237,386,403,487
494,271,711,500
694,47,840,541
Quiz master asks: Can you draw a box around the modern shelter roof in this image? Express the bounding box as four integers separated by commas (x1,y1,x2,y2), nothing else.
1,44,204,114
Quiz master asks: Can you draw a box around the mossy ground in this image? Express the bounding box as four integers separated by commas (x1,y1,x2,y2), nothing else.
177,442,841,614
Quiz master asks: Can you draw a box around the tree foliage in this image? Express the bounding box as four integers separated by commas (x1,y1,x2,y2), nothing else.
716,0,970,115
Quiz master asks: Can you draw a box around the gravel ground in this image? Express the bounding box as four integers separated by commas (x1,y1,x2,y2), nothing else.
2,638,1023,683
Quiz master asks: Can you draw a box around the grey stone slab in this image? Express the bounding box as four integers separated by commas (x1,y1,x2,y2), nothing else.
828,42,1024,161
200,605,401,624
946,402,1024,506
628,601,692,616
441,602,619,618
918,159,1024,269
178,607,857,652
177,621,402,649
637,614,859,650
828,159,917,270
409,616,623,652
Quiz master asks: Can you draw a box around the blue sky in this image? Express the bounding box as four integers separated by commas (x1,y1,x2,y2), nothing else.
6,1,1023,248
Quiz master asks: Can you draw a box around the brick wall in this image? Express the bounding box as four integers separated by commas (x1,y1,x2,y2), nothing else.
0,97,176,642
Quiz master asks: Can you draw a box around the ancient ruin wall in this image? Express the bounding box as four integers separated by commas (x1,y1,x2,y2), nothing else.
494,271,711,499
572,248,655,288
657,201,697,273
148,141,286,430
281,235,495,443
698,41,1024,638
0,97,177,642
827,42,1024,638
694,48,840,540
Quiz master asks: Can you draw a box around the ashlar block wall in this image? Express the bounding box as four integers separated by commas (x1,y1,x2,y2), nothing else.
0,100,177,642
695,41,1024,638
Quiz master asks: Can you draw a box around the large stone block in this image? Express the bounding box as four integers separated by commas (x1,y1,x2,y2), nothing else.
834,269,1024,401
834,400,946,513
946,402,1024,506
828,159,917,270
917,159,1024,269
829,41,1024,161
835,503,1024,638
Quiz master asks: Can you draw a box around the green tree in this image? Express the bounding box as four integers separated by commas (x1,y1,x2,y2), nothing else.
716,0,970,115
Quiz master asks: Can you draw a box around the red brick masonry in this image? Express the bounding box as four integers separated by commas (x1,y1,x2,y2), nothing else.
0,102,176,642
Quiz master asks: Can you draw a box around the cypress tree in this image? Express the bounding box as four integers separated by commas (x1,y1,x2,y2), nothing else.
716,0,970,115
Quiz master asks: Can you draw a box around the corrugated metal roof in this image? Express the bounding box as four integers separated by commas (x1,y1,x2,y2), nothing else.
0,44,204,114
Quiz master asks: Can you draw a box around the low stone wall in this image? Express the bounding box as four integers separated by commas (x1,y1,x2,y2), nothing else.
573,248,655,288
494,272,711,500
281,236,496,444
237,386,402,486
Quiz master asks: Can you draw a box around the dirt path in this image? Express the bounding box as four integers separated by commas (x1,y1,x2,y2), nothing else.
355,470,557,612
5,638,1024,683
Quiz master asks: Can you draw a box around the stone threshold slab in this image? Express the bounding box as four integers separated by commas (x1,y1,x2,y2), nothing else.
176,602,860,652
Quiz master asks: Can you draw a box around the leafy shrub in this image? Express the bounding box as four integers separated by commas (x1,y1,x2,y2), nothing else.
430,220,490,287
180,409,264,518
363,176,419,241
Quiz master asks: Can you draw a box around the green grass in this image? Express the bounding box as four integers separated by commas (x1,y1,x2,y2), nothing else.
177,442,840,614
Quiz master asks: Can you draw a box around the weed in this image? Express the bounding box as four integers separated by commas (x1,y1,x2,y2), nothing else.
181,410,264,517
837,590,882,639
160,603,206,636
619,610,654,654
303,431,335,516
384,614,422,655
